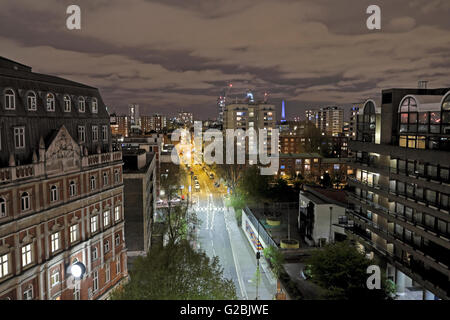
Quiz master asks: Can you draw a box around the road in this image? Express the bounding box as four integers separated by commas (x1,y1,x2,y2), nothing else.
185,164,277,300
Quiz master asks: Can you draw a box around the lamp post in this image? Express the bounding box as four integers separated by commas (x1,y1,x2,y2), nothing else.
329,206,333,244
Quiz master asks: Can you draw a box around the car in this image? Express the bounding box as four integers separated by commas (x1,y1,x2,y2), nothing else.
193,175,198,181
194,184,200,192
214,182,220,188
209,173,214,179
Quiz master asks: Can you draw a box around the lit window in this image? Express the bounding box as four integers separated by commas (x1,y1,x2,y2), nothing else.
64,95,71,112
90,215,98,233
4,89,15,110
114,206,121,221
51,232,60,252
27,92,37,111
51,271,60,287
0,254,9,278
21,244,32,267
46,93,55,111
70,224,78,243
103,210,110,227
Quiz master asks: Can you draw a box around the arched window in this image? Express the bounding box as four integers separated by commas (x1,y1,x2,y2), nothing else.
92,98,98,113
4,89,15,110
27,91,37,111
46,93,55,111
21,192,30,211
0,197,6,217
357,100,377,142
103,172,109,186
69,181,77,197
78,97,85,112
90,176,96,191
442,93,450,133
63,95,71,112
50,185,58,202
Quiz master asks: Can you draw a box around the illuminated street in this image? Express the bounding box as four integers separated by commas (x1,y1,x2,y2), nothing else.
176,140,277,300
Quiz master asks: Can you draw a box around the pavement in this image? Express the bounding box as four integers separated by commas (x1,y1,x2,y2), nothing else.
185,163,277,300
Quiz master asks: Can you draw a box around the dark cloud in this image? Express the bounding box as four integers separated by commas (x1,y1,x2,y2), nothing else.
1,0,450,119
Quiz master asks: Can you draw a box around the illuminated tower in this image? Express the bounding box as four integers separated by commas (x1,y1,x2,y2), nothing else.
281,100,286,123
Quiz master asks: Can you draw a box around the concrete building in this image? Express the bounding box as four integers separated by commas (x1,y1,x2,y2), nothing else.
0,57,128,300
122,150,156,269
223,103,277,158
298,186,348,246
305,109,317,123
122,134,163,197
317,106,344,136
347,87,450,300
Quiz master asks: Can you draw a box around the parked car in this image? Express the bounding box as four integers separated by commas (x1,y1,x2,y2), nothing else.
214,181,220,188
209,173,214,179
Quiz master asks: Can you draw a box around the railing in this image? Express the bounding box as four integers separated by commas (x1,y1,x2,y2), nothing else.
243,206,278,249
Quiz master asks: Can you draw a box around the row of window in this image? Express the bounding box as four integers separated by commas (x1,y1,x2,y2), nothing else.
0,207,122,281
2,89,98,113
1,255,122,300
0,172,121,217
394,159,450,183
3,125,109,151
389,180,449,210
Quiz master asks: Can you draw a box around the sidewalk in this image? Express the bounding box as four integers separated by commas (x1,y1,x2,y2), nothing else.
223,203,278,300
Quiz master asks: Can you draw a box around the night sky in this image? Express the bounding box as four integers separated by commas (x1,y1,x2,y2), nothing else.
1,0,450,120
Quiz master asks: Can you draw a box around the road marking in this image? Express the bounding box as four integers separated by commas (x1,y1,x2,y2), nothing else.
222,198,248,300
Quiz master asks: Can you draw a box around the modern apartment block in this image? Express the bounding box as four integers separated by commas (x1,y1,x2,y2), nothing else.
347,87,450,300
317,106,344,136
0,57,128,300
141,114,167,133
223,103,277,157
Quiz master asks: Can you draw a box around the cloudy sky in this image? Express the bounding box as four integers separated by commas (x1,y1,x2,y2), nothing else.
1,0,450,119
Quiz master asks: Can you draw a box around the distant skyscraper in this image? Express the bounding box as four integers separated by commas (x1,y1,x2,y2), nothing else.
316,106,344,136
129,104,140,126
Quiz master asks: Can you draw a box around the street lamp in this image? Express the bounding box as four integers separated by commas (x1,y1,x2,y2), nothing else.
67,261,86,280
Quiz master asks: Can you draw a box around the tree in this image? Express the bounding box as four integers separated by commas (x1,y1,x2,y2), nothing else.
306,241,391,300
263,246,285,278
270,178,296,202
238,165,271,203
159,165,197,244
320,172,332,188
111,240,237,300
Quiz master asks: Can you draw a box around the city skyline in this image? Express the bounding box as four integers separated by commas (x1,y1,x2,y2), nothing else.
1,0,450,118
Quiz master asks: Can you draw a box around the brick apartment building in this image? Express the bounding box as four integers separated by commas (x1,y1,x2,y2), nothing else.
0,57,128,300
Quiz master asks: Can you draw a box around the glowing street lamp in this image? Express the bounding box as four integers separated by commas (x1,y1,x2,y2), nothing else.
67,261,86,280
